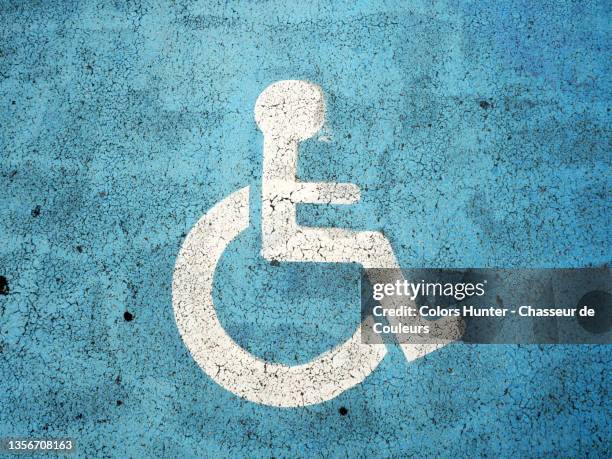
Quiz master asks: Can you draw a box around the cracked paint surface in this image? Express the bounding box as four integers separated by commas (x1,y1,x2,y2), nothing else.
1,0,610,457
173,81,460,407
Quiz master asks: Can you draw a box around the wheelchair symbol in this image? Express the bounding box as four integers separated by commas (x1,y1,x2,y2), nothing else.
173,80,461,407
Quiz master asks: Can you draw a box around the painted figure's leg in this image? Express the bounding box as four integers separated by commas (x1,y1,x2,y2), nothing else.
267,226,464,358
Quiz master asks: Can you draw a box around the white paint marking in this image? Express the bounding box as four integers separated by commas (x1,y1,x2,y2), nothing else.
173,80,462,407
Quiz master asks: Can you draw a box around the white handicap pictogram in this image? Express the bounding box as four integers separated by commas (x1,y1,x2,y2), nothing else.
173,80,462,407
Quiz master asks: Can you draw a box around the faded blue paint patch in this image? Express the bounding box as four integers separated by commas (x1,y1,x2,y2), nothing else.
0,0,610,457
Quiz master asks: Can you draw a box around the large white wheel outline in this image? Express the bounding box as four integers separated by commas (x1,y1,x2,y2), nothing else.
172,186,388,407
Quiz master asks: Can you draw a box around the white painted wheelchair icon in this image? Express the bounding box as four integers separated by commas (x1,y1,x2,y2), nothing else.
173,80,460,407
